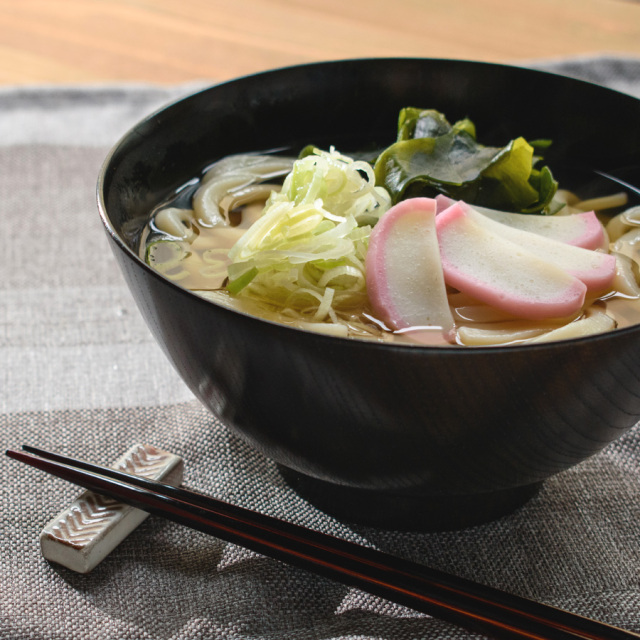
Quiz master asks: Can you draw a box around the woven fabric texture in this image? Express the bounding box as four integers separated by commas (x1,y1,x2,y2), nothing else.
1,57,639,639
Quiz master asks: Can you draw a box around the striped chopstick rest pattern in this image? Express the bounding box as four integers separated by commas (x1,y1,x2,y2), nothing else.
40,444,183,573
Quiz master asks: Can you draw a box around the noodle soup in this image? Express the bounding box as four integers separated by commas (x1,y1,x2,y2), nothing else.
139,110,640,348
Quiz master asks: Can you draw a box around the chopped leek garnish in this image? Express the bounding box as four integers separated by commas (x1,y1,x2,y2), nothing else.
226,147,391,321
145,240,191,281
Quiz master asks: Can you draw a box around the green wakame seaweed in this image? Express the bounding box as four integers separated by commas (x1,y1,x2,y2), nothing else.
374,108,558,214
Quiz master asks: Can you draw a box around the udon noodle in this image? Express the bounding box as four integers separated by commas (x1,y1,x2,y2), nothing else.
139,147,640,347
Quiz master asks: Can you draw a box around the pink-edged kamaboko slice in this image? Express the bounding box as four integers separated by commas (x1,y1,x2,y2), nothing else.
461,203,616,292
435,202,587,320
366,198,454,334
434,194,606,250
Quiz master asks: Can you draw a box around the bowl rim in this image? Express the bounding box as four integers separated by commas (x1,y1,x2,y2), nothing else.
96,56,640,354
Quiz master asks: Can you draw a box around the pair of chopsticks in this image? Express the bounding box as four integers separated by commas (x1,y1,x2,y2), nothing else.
7,446,639,640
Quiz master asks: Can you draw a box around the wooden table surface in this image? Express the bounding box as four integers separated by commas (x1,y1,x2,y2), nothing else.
0,0,639,85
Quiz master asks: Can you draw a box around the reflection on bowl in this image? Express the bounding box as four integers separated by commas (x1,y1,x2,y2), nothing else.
98,58,640,530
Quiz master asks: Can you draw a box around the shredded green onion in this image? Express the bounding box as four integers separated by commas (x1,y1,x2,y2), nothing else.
226,148,391,321
145,240,191,280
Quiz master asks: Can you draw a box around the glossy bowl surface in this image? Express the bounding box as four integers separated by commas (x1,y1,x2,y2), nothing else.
98,58,640,530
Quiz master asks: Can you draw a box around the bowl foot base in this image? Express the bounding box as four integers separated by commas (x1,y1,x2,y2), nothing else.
278,466,542,531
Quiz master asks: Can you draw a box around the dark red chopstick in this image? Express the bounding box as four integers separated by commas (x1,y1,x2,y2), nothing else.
7,446,639,640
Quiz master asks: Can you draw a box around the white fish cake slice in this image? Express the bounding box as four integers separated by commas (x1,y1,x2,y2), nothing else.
436,202,587,320
366,197,454,335
460,203,616,292
434,194,606,250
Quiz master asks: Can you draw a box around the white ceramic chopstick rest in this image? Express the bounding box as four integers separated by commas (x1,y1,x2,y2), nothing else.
39,444,183,573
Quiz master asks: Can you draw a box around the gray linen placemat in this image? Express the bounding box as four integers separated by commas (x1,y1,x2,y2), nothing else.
1,56,640,640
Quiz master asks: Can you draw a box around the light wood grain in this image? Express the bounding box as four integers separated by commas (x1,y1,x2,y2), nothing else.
0,0,639,84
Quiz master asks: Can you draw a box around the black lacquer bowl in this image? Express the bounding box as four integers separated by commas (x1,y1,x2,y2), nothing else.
98,59,640,531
